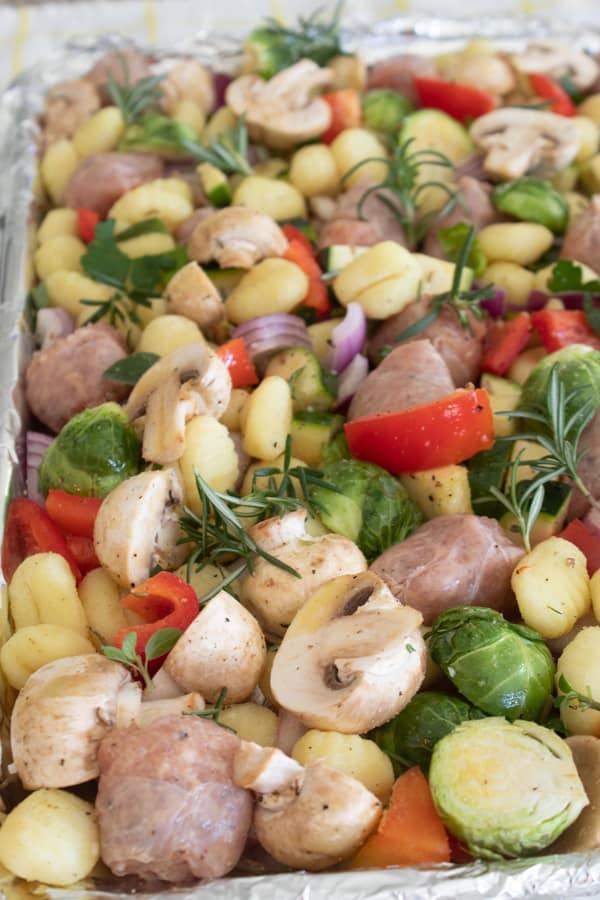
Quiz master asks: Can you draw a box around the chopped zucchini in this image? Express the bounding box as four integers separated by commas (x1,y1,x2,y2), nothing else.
307,319,337,364
317,245,368,274
204,267,245,296
500,481,572,546
480,373,522,437
291,411,344,467
399,465,473,518
264,347,337,411
197,163,231,208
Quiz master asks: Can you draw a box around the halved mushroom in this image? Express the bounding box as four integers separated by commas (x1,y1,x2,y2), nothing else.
233,741,381,870
270,570,426,733
43,78,101,144
94,468,188,588
470,108,579,180
160,59,215,116
187,207,288,269
124,342,231,463
163,589,266,704
10,654,204,789
164,261,224,331
512,40,599,92
239,509,367,638
226,59,333,149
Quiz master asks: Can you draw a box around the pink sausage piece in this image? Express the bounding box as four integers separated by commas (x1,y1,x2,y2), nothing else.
64,152,164,217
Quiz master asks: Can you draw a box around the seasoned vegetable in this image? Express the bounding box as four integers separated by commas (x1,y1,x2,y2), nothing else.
362,89,412,133
429,717,588,859
519,344,600,423
38,402,141,497
309,458,424,561
427,606,555,721
373,691,485,775
492,178,569,233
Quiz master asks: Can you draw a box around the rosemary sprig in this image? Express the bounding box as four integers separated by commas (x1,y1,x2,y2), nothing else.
102,628,182,691
179,116,253,176
342,137,459,249
103,51,164,126
184,687,228,723
488,452,552,553
247,2,343,76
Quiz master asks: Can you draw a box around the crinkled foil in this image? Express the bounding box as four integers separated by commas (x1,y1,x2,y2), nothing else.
2,13,600,900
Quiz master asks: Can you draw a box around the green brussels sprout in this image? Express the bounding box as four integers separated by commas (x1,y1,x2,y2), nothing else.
520,343,600,425
38,402,141,498
372,691,485,775
491,178,569,233
437,222,488,277
427,607,554,721
309,458,424,562
244,11,342,79
429,717,588,859
321,430,350,465
362,89,412,134
118,114,199,156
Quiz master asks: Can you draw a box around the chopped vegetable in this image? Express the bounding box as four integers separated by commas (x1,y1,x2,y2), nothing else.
215,337,259,389
244,4,342,78
558,519,600,575
321,90,362,144
481,311,532,376
491,178,569,233
519,343,600,423
362,89,412,134
283,235,331,318
77,208,100,243
413,77,496,124
345,388,494,473
45,490,103,539
1,498,81,583
531,309,600,352
529,73,576,117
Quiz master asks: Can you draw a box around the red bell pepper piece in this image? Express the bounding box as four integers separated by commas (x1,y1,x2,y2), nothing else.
529,73,575,117
216,337,259,389
282,223,314,255
1,497,82,583
413,77,496,124
352,768,451,869
559,519,600,575
321,89,362,144
45,490,103,539
114,572,199,661
531,309,600,353
481,312,532,376
283,237,331,318
345,388,494,473
64,534,100,577
77,207,101,243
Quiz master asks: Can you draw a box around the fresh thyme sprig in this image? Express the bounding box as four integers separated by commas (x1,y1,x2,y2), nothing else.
102,628,182,691
179,436,339,603
179,116,253,176
103,51,164,126
184,687,228,723
246,2,343,77
378,226,495,359
342,137,459,249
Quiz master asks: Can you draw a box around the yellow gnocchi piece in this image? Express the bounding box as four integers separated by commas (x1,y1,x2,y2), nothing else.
136,314,205,356
557,627,600,736
232,175,306,220
108,179,194,232
511,537,590,639
8,552,88,635
46,269,113,318
242,376,293,461
117,231,175,259
292,729,395,802
40,139,79,205
330,128,388,187
0,624,96,690
72,106,125,158
78,567,128,645
178,416,239,514
218,702,278,746
34,234,86,281
333,241,421,319
37,208,79,244
225,258,308,324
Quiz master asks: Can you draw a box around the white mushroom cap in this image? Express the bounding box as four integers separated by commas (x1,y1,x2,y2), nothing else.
187,207,288,269
233,742,381,871
270,570,426,733
10,654,139,789
240,509,367,638
470,107,579,180
512,40,599,91
125,342,232,463
226,59,333,149
163,589,266,704
164,261,224,331
94,468,188,588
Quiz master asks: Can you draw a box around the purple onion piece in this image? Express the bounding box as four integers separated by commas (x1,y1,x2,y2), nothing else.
35,307,74,350
524,289,600,313
335,354,369,408
479,287,506,319
232,314,309,341
327,303,367,374
522,290,550,312
26,430,53,506
212,71,233,111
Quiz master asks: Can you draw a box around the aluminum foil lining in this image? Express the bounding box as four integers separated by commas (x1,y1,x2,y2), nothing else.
2,14,600,900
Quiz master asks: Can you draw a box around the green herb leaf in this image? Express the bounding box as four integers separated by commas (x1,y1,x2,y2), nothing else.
179,116,252,176
145,627,183,661
103,352,160,384
438,222,488,277
81,220,131,289
103,52,164,126
547,259,600,295
120,630,138,659
246,2,343,77
584,295,600,337
116,218,169,240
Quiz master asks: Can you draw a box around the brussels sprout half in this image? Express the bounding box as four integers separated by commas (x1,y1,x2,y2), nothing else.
38,402,141,498
492,177,569,233
520,344,600,426
427,606,555,721
429,717,588,859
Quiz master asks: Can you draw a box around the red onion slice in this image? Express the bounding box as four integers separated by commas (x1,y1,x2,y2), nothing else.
26,430,53,506
212,72,233,111
35,307,74,350
525,289,600,312
233,314,308,341
336,354,369,408
478,287,506,318
327,303,367,374
233,314,311,372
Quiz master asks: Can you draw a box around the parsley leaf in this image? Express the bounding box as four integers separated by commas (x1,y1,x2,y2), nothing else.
548,260,600,336
103,352,160,384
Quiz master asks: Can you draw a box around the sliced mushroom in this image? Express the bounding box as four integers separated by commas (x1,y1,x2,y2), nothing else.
226,59,333,149
550,735,600,853
94,468,188,588
163,589,266,704
270,570,426,733
10,653,204,790
124,342,231,463
239,509,367,638
164,261,224,331
448,54,516,96
233,741,382,870
470,108,579,180
187,207,288,269
43,78,101,144
160,59,215,116
512,40,600,91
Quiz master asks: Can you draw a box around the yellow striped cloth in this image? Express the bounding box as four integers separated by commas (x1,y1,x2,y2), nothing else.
1,0,599,85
